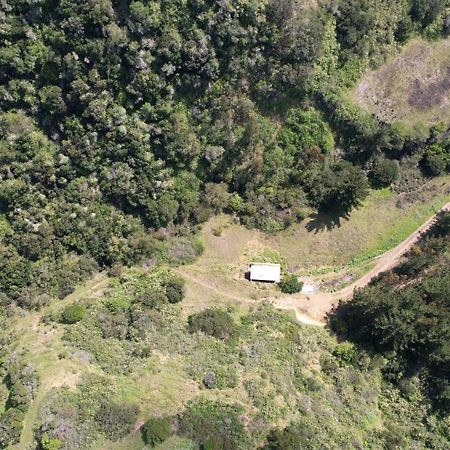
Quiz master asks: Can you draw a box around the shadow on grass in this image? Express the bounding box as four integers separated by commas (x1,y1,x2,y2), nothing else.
305,211,350,233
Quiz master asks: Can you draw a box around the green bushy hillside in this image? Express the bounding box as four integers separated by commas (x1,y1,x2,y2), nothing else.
1,0,450,310
1,268,449,449
1,0,450,448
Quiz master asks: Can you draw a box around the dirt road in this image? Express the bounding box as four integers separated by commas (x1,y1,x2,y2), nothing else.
275,201,450,326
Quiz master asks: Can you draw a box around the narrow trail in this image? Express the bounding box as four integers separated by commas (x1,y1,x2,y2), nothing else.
13,273,110,450
179,202,450,327
176,269,253,304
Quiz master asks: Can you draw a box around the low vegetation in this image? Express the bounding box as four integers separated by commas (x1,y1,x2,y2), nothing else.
141,416,172,447
278,274,304,294
2,247,441,449
354,37,450,129
95,401,139,441
0,361,39,448
61,304,86,324
188,308,238,341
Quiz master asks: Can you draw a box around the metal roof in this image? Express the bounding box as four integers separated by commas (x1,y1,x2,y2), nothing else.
249,263,281,282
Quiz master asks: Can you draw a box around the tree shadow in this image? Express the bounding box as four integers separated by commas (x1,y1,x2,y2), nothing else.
305,210,350,234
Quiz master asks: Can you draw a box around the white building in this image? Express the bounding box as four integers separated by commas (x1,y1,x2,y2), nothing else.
249,263,281,283
301,284,315,294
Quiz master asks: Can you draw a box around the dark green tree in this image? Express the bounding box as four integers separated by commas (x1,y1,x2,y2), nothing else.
308,162,369,215
141,417,172,447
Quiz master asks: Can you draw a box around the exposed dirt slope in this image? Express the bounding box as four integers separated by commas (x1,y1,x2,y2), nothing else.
354,37,450,128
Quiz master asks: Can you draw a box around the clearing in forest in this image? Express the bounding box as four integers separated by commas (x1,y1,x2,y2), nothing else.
353,37,450,130
179,176,450,321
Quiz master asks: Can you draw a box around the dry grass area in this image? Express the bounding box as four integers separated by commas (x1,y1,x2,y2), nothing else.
177,175,449,316
270,177,449,270
353,37,450,130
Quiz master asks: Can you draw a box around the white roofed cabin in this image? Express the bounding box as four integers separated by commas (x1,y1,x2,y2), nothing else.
249,263,281,283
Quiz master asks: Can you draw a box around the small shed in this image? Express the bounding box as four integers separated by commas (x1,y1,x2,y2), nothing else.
249,263,281,283
301,284,315,294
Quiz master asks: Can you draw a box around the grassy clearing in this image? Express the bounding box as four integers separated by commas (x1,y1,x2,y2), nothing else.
177,176,449,312
353,37,450,132
175,175,450,325
269,176,450,273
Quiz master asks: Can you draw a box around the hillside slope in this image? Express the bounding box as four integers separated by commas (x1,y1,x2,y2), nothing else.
354,38,450,129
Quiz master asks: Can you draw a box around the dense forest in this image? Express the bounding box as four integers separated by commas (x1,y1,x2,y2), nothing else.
0,0,450,448
331,212,450,413
1,0,450,310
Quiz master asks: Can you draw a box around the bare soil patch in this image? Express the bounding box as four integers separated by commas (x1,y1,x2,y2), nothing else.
353,38,450,128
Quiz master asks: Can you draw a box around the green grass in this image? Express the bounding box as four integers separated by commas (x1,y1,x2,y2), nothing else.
93,431,146,450
351,187,448,265
270,176,450,272
175,176,449,315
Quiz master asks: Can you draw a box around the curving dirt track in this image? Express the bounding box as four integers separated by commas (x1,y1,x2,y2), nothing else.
275,201,450,326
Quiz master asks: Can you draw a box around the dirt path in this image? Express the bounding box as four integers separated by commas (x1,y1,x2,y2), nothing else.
176,270,254,304
179,202,449,327
275,201,450,325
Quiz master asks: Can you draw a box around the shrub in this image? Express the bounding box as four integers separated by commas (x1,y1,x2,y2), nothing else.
178,399,250,450
332,342,357,365
61,304,86,324
95,401,139,441
264,424,302,450
104,295,131,312
136,289,167,308
97,311,129,340
203,182,229,212
228,193,244,213
203,371,217,389
421,152,446,176
278,275,303,294
369,158,399,187
164,276,185,304
40,433,63,450
188,309,237,341
169,238,204,265
0,408,25,448
141,416,172,447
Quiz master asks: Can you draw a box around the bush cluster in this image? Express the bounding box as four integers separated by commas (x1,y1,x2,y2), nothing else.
178,399,250,450
61,304,86,324
0,362,39,448
331,213,450,412
188,309,238,341
95,401,139,441
142,417,172,447
278,275,303,294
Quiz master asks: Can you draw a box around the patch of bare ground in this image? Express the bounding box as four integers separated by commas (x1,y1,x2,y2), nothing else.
353,37,450,128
